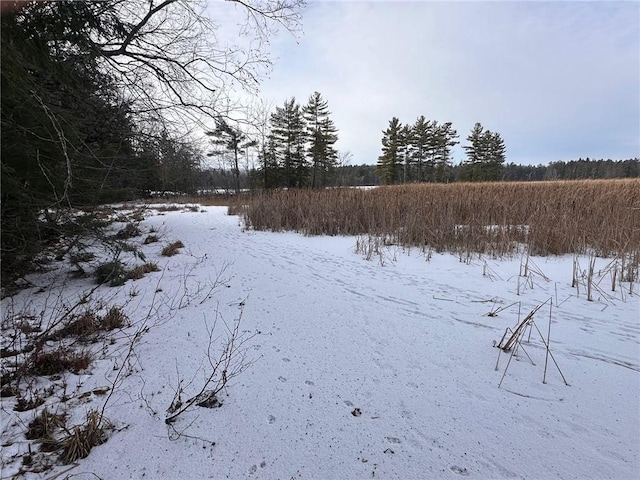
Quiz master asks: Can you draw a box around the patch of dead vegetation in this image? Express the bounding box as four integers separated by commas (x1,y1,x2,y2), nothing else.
161,240,184,257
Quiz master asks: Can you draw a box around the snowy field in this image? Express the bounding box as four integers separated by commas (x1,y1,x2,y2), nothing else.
1,205,638,479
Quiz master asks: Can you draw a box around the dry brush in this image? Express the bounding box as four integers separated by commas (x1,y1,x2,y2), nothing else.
237,180,640,259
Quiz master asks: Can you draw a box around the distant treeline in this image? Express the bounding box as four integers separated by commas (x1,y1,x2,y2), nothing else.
501,158,640,181
197,158,639,191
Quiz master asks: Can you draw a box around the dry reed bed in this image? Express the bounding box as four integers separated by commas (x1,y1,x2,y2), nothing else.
238,180,640,258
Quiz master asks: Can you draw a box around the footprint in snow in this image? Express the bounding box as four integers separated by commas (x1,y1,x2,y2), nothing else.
282,357,291,362
385,437,401,444
343,400,354,407
268,415,276,424
249,460,267,474
450,465,470,476
305,380,314,386
278,376,287,382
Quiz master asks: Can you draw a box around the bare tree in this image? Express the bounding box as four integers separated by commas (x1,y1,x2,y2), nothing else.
94,0,305,132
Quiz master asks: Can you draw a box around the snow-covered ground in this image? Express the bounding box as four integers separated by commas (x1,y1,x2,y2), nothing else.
2,205,638,479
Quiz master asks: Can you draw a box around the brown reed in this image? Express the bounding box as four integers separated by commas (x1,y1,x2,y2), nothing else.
238,179,640,258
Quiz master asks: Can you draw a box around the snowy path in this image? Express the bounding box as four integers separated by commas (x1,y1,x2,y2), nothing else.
8,206,637,479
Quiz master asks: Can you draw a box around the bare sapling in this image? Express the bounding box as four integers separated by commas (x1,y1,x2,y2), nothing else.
165,303,256,425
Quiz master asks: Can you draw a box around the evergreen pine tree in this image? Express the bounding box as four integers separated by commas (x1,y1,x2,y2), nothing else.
375,117,403,184
303,92,338,188
411,116,433,182
432,122,458,182
269,98,308,188
461,122,484,181
484,131,506,181
258,137,280,189
399,124,415,183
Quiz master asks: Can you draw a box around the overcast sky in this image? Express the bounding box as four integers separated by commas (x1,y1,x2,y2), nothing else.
252,0,639,166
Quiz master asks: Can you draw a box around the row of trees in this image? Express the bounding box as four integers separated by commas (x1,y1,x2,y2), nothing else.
195,157,640,192
203,92,345,191
375,118,506,184
459,122,507,182
253,92,339,189
503,158,640,181
375,116,459,184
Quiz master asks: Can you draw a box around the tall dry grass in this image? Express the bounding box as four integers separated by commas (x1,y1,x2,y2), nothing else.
238,179,640,259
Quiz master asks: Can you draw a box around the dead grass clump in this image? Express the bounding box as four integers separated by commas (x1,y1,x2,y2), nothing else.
59,410,112,464
127,262,160,280
143,234,160,244
26,409,67,440
16,314,41,334
14,395,46,412
101,306,128,330
114,223,141,239
30,348,92,376
161,240,184,257
51,306,128,340
1,382,17,398
53,311,100,339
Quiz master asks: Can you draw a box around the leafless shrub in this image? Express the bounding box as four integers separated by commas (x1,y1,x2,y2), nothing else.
165,305,255,425
162,240,185,257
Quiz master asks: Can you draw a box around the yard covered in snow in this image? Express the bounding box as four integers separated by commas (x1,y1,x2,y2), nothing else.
1,205,638,479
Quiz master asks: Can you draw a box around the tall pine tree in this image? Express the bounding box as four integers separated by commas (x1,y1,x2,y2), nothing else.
303,92,338,188
399,124,414,183
411,116,434,182
375,117,403,184
432,122,458,182
269,98,308,188
483,131,506,181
